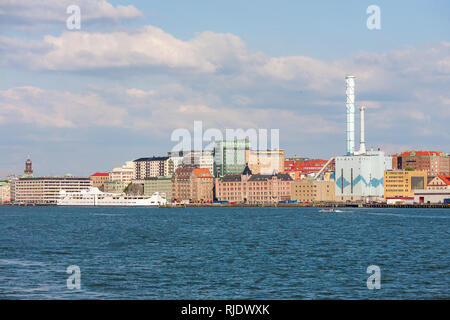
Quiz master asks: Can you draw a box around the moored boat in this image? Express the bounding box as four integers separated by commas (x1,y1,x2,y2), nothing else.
57,187,166,207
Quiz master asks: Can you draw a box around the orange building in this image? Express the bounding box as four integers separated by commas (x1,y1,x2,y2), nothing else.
172,168,214,202
392,150,450,175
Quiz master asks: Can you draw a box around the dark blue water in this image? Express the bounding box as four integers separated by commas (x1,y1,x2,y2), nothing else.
0,206,448,299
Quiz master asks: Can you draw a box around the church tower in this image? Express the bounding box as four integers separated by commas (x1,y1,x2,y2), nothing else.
24,157,33,175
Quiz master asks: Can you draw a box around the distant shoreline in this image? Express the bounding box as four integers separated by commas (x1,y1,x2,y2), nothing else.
2,203,449,209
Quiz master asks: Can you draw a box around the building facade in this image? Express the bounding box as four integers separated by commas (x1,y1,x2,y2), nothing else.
392,150,450,175
414,189,450,204
284,157,334,175
214,139,250,177
246,149,285,175
90,172,110,188
134,157,173,180
335,151,392,202
133,177,173,201
103,181,129,194
172,168,214,202
427,175,450,190
0,182,10,203
384,170,428,200
215,166,293,204
12,177,90,204
110,161,135,183
291,180,336,203
168,150,214,173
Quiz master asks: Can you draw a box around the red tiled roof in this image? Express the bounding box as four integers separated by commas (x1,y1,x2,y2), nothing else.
437,175,450,185
194,168,212,178
392,150,446,157
90,172,110,177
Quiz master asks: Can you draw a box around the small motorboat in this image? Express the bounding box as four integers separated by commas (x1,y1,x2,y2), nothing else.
319,208,343,213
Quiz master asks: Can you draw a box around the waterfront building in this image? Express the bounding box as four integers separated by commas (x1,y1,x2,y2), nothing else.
12,177,90,204
103,180,129,194
391,150,450,175
414,189,450,204
384,170,428,201
427,175,450,190
172,168,214,202
335,151,392,202
291,180,336,203
133,176,172,201
215,165,293,204
214,139,250,177
134,156,173,179
90,172,110,188
0,182,10,203
246,149,285,175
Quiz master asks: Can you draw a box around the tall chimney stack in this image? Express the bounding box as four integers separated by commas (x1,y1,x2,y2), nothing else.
345,76,355,155
359,106,367,154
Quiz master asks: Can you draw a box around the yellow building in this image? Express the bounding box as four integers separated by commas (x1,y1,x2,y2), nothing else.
291,180,335,203
384,170,428,200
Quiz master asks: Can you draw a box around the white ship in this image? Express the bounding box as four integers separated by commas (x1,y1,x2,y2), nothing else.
57,187,167,207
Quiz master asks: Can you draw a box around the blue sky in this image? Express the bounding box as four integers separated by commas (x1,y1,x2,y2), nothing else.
0,0,449,176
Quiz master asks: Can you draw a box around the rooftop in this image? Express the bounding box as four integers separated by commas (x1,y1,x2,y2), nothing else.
134,156,170,162
90,172,110,177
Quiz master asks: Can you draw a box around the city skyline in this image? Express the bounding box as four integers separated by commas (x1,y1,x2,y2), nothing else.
1,0,449,176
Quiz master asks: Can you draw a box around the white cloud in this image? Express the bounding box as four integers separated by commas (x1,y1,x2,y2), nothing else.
0,86,128,128
0,0,143,28
125,88,156,98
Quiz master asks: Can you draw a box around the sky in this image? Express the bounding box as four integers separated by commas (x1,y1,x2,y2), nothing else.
0,0,449,176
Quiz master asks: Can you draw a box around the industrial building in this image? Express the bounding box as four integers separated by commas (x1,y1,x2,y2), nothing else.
334,76,392,202
414,189,450,204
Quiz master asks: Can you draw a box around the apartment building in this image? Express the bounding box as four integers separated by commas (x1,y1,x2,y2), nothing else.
392,150,450,175
134,156,174,179
12,176,90,204
172,168,214,202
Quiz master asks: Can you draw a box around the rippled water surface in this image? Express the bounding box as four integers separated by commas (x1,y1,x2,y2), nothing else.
0,206,448,299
